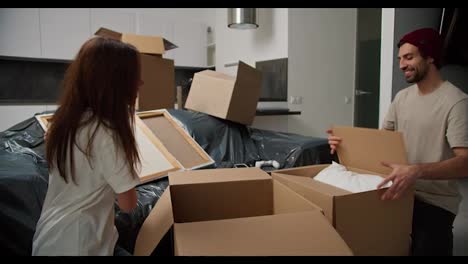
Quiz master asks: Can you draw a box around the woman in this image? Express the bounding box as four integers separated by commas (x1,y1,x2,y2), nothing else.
32,36,143,255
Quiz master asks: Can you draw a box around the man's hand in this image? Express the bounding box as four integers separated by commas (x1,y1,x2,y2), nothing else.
377,161,421,200
326,129,342,155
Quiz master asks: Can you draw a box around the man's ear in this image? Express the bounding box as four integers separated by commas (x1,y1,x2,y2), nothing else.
427,56,434,64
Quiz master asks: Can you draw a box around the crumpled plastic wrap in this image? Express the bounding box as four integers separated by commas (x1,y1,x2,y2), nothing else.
167,109,333,170
0,116,48,255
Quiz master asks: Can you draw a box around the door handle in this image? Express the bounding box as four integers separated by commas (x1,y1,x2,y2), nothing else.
355,90,372,96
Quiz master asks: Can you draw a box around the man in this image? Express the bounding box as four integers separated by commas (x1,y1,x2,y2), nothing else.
328,28,468,256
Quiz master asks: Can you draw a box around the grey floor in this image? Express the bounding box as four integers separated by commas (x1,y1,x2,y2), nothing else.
454,178,468,256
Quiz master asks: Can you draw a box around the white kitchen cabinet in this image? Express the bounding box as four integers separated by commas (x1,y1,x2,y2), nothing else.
137,13,175,60
40,8,91,60
0,8,41,58
90,9,136,35
173,22,207,67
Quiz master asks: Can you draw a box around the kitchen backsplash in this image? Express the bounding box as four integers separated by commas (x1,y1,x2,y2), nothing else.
0,57,213,105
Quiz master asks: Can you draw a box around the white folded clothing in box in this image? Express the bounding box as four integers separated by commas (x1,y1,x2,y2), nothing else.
314,162,392,193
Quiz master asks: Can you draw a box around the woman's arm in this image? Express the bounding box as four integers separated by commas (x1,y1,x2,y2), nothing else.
117,187,137,213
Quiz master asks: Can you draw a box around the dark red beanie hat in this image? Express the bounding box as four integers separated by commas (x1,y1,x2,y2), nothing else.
398,28,443,67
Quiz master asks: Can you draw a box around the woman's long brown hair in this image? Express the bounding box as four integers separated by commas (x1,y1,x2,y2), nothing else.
46,37,141,184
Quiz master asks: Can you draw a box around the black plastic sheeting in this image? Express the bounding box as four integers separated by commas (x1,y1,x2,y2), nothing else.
167,109,334,170
0,109,333,255
0,117,48,255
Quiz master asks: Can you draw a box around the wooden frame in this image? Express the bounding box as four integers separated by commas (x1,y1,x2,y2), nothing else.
35,113,53,131
34,113,183,184
137,109,214,170
134,116,182,183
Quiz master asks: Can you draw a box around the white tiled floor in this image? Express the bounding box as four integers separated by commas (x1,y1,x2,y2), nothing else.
454,178,468,256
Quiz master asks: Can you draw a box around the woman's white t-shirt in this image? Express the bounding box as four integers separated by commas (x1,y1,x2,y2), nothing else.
32,119,141,256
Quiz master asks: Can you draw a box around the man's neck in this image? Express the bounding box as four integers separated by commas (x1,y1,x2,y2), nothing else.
416,67,444,95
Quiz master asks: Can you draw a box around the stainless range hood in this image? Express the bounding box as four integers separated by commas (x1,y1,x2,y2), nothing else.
228,8,258,29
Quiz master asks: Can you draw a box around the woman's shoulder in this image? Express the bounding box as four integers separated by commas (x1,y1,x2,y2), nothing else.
78,118,116,147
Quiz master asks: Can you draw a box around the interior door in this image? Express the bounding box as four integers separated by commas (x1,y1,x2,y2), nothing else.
354,8,382,129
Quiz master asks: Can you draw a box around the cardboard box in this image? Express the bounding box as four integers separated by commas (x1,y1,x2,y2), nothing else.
184,61,262,125
134,168,353,256
271,126,415,256
94,27,177,111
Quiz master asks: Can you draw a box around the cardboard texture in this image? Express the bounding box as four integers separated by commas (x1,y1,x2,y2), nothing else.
94,27,121,40
133,188,174,256
272,126,414,256
138,54,175,111
173,211,353,256
95,27,176,111
333,126,408,175
95,27,177,55
184,61,262,125
134,167,353,256
138,109,214,170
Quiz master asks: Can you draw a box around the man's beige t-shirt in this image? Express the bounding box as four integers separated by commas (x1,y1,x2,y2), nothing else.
383,81,468,214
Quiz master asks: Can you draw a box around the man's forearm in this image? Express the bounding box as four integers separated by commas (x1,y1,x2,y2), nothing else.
415,155,468,180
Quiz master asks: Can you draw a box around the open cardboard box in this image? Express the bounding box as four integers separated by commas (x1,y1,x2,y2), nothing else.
184,61,262,125
134,168,353,256
271,126,415,256
95,27,177,111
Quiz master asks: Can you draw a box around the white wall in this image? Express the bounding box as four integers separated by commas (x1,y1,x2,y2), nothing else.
215,8,288,75
0,104,57,132
379,8,395,128
287,8,357,137
215,8,289,132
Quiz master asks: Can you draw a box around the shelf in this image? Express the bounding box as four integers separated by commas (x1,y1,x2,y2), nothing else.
175,65,215,71
255,109,301,116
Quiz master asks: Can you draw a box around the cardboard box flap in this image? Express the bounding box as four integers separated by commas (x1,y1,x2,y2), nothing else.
94,27,122,40
163,38,178,51
169,167,270,186
333,126,408,175
272,164,329,177
235,61,263,88
271,172,338,223
174,211,353,256
227,61,263,124
272,179,323,214
196,69,236,81
138,55,175,110
274,173,351,196
134,188,174,256
94,27,177,55
121,33,167,55
333,190,413,255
